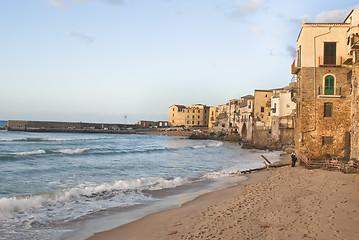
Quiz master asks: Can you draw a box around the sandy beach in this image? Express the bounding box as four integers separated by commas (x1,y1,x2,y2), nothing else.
88,158,359,240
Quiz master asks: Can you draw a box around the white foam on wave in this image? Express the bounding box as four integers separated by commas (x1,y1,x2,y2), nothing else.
191,141,223,149
10,150,46,156
0,176,191,223
52,148,91,154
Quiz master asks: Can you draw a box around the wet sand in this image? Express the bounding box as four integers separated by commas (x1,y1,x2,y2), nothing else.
88,161,359,240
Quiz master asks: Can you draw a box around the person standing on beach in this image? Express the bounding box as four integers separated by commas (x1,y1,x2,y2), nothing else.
291,152,297,167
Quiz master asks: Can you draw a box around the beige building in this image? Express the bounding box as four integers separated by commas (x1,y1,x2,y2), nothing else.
208,106,218,129
253,90,273,128
292,9,359,160
169,104,210,127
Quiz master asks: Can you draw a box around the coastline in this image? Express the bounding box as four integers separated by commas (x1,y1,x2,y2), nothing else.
88,156,359,240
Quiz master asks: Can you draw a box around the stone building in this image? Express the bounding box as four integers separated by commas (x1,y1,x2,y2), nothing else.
168,104,210,127
292,9,359,160
210,103,229,133
208,106,218,129
228,99,242,134
238,95,254,141
253,90,273,128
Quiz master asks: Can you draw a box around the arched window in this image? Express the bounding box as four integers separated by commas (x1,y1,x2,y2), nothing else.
324,75,335,95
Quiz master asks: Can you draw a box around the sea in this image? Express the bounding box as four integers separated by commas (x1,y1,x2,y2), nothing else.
0,120,282,240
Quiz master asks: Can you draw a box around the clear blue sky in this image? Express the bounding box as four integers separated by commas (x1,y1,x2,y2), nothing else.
1,0,358,123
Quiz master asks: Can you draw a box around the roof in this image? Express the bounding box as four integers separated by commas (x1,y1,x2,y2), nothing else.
169,104,187,108
241,95,254,99
343,10,354,23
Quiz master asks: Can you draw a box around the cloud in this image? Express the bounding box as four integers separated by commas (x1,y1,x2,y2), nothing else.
177,4,196,15
286,45,296,58
48,0,65,8
70,31,94,44
315,9,349,23
289,15,310,24
232,0,264,18
251,27,264,36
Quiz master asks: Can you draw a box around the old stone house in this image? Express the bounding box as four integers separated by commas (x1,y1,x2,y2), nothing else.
292,9,359,160
169,104,210,127
253,90,273,128
238,95,254,141
210,103,229,133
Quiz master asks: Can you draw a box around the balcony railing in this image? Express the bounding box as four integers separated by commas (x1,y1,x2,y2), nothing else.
318,56,343,66
291,60,300,74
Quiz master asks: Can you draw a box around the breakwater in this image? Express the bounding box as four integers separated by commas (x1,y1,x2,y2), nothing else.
6,120,138,134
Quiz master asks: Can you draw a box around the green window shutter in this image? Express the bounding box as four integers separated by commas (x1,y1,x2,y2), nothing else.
324,75,335,95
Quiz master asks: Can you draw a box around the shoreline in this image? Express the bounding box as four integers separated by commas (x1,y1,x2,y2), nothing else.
87,156,359,240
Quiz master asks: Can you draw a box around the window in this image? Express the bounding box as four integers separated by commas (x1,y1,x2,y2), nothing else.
187,115,189,118
192,115,194,119
198,110,200,113
322,136,333,145
324,75,335,95
198,116,200,119
172,114,174,117
193,110,195,113
324,42,336,65
192,121,194,124
198,121,200,125
173,108,175,111
261,107,264,113
324,103,333,117
172,120,174,123
187,121,189,124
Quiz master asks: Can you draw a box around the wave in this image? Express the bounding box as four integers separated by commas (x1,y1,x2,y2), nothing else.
0,137,99,142
0,176,190,222
50,148,91,154
191,141,223,149
6,148,92,156
9,150,46,156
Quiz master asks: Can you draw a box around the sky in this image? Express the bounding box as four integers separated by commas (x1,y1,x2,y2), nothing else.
1,0,358,123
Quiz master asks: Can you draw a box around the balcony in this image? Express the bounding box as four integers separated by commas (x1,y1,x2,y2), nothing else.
291,60,300,74
318,56,343,66
343,55,353,65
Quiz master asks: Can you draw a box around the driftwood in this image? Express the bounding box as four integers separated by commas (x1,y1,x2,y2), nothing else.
237,162,291,174
261,155,272,164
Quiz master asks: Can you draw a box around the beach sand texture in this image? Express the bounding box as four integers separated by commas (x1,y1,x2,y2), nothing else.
89,165,359,240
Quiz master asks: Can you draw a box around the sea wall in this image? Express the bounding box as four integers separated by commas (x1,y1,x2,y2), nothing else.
7,120,138,133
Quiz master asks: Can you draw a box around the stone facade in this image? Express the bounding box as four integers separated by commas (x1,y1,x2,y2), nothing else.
169,104,210,127
351,61,359,159
295,66,352,159
238,95,254,141
228,99,241,134
210,104,229,133
253,90,273,128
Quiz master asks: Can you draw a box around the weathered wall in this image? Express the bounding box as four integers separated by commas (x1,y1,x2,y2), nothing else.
351,63,359,159
295,66,352,159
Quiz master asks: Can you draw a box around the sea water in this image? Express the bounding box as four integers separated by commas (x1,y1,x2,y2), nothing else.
0,127,281,240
